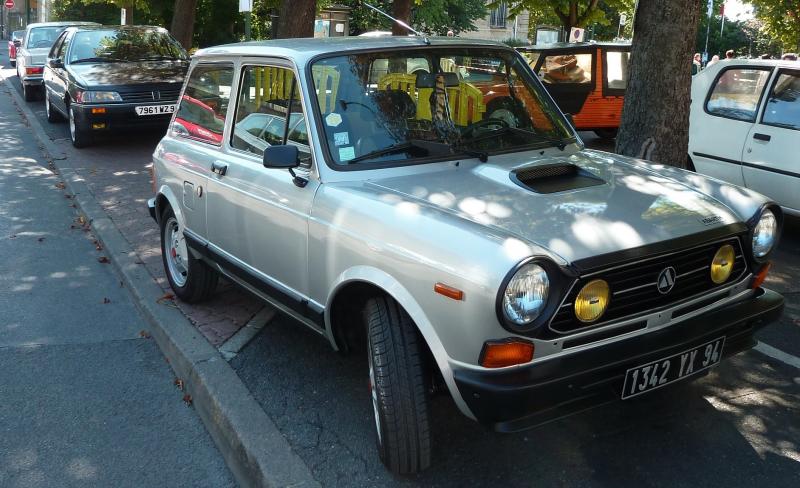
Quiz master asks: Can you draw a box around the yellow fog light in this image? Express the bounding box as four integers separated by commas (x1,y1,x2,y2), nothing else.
574,279,610,323
711,244,735,284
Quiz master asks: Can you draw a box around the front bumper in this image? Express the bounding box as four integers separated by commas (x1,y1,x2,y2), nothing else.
71,102,175,133
454,287,784,432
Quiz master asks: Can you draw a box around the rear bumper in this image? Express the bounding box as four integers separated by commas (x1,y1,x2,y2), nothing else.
453,287,784,432
71,102,175,133
21,75,43,86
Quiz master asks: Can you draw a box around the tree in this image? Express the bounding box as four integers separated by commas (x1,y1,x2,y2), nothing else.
750,0,800,52
615,0,701,168
340,0,486,36
392,0,414,35
171,0,198,49
502,0,632,33
74,0,172,26
276,0,315,38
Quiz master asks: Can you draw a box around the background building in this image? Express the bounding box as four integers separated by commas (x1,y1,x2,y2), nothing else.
468,1,530,42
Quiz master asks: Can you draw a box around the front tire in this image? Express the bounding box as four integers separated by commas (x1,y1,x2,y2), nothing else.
45,90,63,123
366,296,432,475
159,207,218,303
594,128,619,140
69,106,90,148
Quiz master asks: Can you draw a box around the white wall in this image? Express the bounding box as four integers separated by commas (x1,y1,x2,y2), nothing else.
465,6,530,42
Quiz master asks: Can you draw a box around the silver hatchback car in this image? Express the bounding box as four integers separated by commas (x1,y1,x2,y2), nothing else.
149,37,784,474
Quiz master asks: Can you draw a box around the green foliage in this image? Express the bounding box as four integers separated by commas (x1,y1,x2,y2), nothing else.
60,0,174,26
328,0,486,35
501,0,633,32
694,1,784,59
750,0,800,51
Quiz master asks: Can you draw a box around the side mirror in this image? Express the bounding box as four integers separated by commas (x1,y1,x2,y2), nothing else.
263,145,299,169
49,58,64,69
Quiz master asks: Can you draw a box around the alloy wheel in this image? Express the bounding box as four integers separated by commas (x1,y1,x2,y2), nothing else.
164,217,189,287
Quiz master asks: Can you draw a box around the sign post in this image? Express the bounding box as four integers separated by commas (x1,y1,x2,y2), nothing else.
239,0,252,41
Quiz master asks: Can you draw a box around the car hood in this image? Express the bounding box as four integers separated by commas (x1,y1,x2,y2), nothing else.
24,47,51,66
365,150,745,264
70,60,188,88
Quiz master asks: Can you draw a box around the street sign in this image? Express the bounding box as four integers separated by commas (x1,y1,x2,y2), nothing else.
239,0,252,13
4,0,14,9
569,27,585,43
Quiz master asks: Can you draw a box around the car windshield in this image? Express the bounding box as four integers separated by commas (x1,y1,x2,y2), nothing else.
26,27,65,49
70,28,187,63
309,47,573,167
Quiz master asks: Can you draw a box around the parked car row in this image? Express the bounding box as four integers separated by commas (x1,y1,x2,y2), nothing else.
147,36,783,474
7,30,25,68
16,21,188,148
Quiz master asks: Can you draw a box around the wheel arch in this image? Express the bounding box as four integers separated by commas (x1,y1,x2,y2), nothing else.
154,184,185,228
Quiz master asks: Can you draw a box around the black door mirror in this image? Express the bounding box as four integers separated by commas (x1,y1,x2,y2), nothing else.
263,145,299,169
49,58,64,69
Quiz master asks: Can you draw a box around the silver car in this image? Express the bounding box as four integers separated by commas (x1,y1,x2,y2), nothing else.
16,21,98,101
148,37,785,474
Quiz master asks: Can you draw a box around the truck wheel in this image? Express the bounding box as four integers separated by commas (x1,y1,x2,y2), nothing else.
69,106,90,148
159,207,218,303
365,296,432,475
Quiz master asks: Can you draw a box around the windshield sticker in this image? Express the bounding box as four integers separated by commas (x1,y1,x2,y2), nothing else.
339,146,355,161
326,113,342,127
334,132,350,146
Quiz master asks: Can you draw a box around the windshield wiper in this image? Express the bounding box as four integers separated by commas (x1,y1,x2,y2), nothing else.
453,144,488,162
70,57,125,64
466,126,569,151
346,139,451,164
137,55,180,61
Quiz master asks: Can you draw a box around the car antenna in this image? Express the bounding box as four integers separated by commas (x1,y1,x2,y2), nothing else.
363,2,430,45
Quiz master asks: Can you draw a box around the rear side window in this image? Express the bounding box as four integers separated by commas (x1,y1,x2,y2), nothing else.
706,68,771,122
539,54,592,84
761,70,800,130
231,65,310,161
173,64,234,146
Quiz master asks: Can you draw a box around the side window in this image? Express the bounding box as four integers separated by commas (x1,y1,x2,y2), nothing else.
173,64,234,146
50,35,64,59
761,70,800,130
540,54,592,84
705,68,771,122
231,65,310,161
605,51,630,90
58,34,71,60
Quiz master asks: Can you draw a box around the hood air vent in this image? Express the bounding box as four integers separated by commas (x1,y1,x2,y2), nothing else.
511,163,604,194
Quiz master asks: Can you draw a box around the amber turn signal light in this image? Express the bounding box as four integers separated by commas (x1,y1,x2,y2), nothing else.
752,263,771,289
479,339,534,368
434,282,463,301
91,107,106,114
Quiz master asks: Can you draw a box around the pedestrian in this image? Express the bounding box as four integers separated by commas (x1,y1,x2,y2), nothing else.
725,49,735,59
782,53,798,61
692,52,701,75
707,54,720,66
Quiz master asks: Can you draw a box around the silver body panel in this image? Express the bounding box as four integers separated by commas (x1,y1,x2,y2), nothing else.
152,38,772,420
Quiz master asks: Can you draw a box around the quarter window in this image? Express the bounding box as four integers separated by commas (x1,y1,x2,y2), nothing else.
705,68,771,122
605,51,630,90
231,66,310,161
540,54,592,84
761,71,800,130
173,64,233,145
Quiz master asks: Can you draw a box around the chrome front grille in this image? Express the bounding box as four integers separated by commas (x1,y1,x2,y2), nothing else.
550,237,748,334
121,89,181,103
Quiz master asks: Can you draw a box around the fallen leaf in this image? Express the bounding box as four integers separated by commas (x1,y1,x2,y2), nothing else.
9,235,16,239
37,237,45,242
97,256,110,264
77,216,86,225
182,394,193,406
55,182,65,189
93,240,103,251
139,330,151,339
174,378,184,391
160,292,175,301
64,194,73,199
102,297,111,304
69,224,77,229
69,204,76,208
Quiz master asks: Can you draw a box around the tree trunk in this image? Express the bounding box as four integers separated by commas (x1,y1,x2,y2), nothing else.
171,0,198,49
392,0,413,36
276,0,315,39
615,0,701,168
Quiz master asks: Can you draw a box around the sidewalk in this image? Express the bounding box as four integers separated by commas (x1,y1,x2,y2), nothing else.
0,83,235,487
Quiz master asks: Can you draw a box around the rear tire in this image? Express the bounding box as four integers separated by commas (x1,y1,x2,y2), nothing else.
22,83,36,102
366,296,432,475
10,60,15,68
159,207,218,303
594,128,618,140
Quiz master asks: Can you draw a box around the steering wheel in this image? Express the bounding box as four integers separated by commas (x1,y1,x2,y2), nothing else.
460,117,509,139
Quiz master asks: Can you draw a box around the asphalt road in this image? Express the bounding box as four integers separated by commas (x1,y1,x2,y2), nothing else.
0,74,234,486
3,55,799,486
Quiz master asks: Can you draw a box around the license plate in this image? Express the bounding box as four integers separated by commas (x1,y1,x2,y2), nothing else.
621,337,725,399
135,104,177,116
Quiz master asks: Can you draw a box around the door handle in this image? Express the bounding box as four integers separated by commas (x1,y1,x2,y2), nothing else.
210,161,228,176
753,133,771,142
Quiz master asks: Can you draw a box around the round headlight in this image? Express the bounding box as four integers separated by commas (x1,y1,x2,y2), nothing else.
710,244,735,284
502,263,550,325
752,209,777,258
574,279,610,323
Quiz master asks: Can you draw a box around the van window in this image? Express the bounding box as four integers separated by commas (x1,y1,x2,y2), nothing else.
761,70,800,130
706,68,771,122
540,54,592,84
606,51,630,90
173,64,234,145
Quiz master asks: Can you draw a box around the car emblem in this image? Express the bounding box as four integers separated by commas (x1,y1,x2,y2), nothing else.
657,267,677,294
152,91,161,101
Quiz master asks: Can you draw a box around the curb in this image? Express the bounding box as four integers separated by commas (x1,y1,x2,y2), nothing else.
2,76,319,488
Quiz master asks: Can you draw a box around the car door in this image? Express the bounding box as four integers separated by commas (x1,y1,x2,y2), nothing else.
163,62,235,241
690,66,773,186
45,31,71,114
742,68,800,212
205,61,318,304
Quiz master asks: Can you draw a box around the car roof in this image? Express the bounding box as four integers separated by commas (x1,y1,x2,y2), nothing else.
65,24,169,32
709,58,798,68
26,21,99,30
519,41,631,52
194,36,512,65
